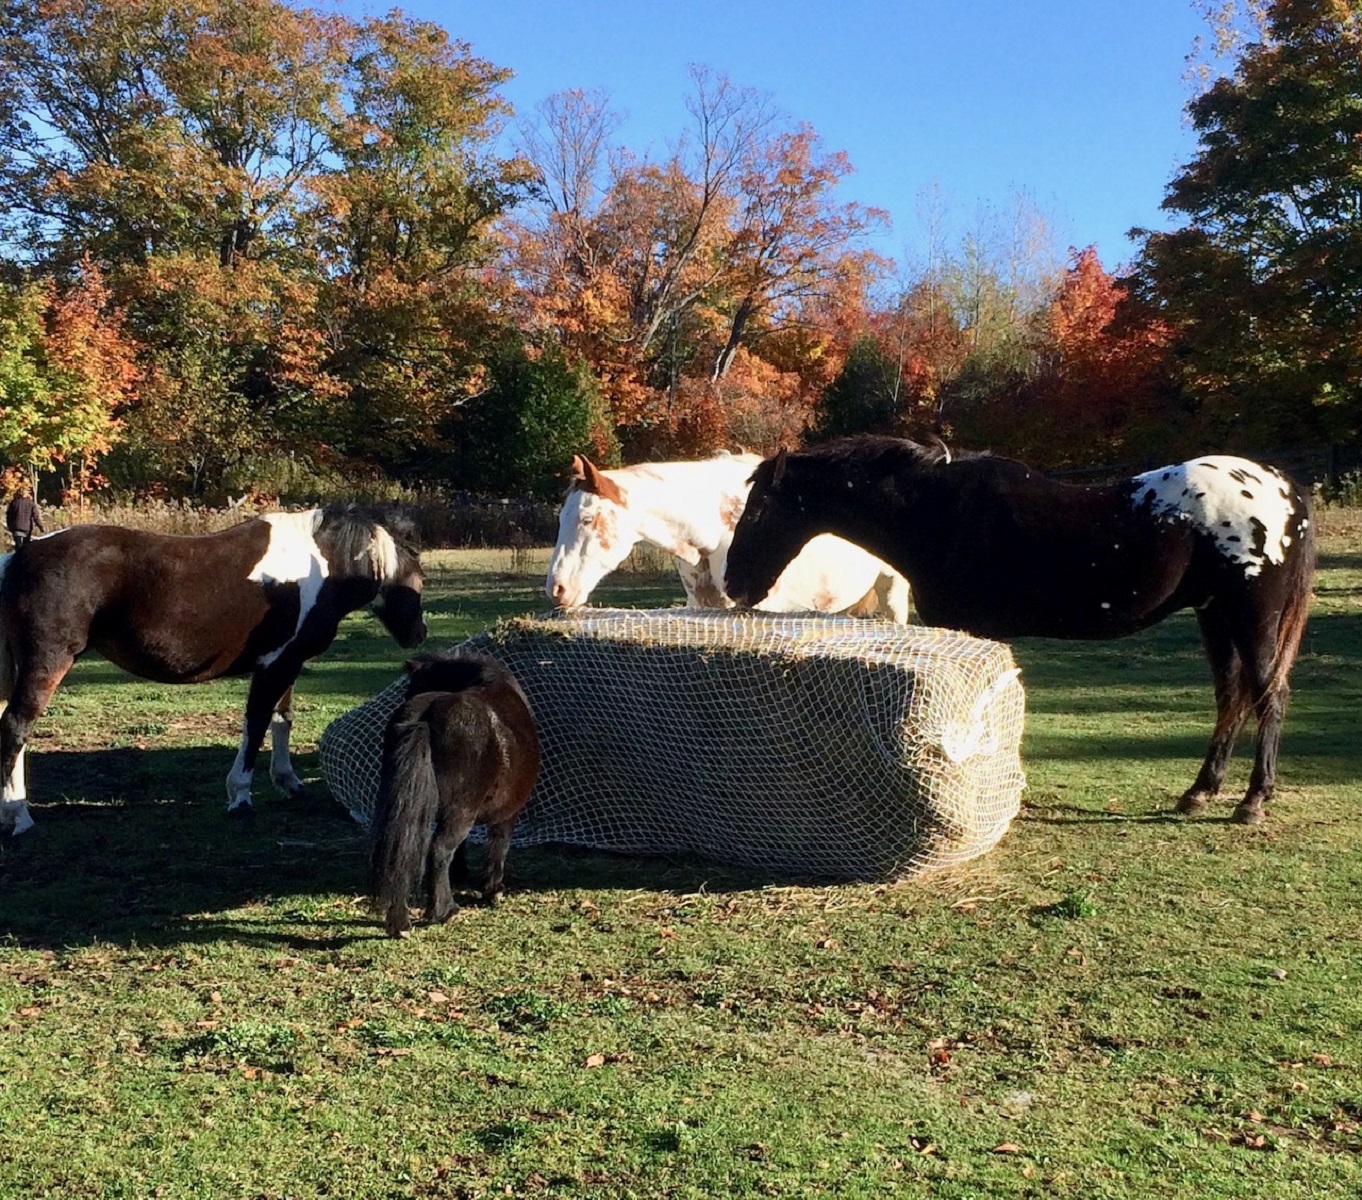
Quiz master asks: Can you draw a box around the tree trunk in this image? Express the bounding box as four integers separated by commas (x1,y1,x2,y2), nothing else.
711,295,755,381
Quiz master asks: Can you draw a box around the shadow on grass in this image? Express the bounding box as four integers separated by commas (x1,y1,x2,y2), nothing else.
0,745,851,951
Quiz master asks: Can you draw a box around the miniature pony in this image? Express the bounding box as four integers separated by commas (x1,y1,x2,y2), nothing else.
369,649,541,938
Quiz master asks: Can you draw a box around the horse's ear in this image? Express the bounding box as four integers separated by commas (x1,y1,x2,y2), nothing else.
929,435,952,465
578,456,627,506
770,447,788,488
569,454,589,482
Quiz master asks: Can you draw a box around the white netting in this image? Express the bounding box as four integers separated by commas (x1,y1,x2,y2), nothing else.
319,609,1026,881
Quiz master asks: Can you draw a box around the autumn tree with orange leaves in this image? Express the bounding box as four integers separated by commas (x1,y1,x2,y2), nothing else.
0,261,138,498
0,0,527,494
506,70,887,458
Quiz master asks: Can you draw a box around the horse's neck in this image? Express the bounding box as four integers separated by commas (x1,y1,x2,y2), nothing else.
626,462,745,561
812,476,921,574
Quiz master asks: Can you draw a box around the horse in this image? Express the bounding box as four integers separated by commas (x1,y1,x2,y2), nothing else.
369,649,541,939
724,435,1316,825
546,453,911,620
0,505,427,836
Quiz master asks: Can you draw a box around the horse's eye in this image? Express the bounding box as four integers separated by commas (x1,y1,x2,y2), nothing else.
581,514,596,528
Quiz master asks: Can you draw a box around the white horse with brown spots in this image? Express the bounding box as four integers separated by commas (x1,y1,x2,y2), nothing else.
546,453,910,620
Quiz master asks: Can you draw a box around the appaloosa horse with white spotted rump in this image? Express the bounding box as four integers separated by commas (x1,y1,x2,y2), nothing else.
725,435,1316,824
0,506,427,835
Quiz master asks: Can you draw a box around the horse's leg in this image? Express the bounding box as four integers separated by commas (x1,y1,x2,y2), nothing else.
267,685,305,800
481,817,516,905
226,663,299,813
450,839,470,884
1177,608,1252,816
1232,622,1295,826
426,805,478,924
879,571,912,624
0,656,74,836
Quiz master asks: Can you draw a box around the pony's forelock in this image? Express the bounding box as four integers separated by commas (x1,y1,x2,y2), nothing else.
318,506,421,583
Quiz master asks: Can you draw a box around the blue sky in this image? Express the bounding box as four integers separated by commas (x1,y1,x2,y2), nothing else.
377,1,1211,273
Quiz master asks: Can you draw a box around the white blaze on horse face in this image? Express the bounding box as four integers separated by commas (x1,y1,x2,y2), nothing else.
546,488,638,607
248,511,330,663
1132,456,1298,577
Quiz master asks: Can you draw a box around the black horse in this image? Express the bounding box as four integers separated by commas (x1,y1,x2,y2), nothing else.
725,436,1316,824
0,506,427,835
369,650,541,939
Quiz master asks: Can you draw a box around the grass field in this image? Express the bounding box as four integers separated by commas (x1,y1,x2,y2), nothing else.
0,517,1359,1199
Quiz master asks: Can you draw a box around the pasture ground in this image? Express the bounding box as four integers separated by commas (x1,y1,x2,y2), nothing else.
1,518,1360,1199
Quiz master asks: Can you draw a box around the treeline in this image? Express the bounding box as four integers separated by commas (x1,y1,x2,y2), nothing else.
0,0,1358,504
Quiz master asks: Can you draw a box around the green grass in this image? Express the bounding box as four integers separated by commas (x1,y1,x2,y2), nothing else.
1,528,1360,1199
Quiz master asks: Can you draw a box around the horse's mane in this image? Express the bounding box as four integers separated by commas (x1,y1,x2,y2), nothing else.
405,649,523,699
798,434,988,473
317,505,422,582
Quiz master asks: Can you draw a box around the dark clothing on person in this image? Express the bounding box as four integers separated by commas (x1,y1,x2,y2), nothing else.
6,493,43,550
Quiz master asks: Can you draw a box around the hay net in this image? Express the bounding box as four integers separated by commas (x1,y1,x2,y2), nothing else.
319,609,1026,882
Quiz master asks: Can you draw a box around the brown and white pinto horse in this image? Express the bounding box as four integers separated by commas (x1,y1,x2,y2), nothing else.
0,506,427,835
725,435,1316,824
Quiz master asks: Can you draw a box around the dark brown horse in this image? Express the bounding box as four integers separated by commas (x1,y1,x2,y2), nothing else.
725,436,1316,824
0,506,426,835
369,649,540,939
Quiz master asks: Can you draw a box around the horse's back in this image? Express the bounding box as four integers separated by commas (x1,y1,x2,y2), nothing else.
406,652,540,766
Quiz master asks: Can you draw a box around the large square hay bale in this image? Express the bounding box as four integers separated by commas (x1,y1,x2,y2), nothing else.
320,610,1026,881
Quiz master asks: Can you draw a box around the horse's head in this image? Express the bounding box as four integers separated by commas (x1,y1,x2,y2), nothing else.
372,513,427,649
546,455,639,608
373,561,427,649
320,506,428,649
725,448,819,609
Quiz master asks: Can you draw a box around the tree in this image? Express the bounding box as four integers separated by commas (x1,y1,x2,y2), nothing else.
1011,247,1176,464
1,1,526,493
1129,0,1362,449
0,281,53,484
37,257,138,498
809,335,903,441
505,71,887,457
451,337,614,500
0,261,136,495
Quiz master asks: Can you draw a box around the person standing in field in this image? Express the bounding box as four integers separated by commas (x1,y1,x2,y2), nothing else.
6,483,44,550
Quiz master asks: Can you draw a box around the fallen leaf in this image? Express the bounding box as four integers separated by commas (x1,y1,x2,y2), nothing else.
584,1053,606,1069
992,1142,1022,1155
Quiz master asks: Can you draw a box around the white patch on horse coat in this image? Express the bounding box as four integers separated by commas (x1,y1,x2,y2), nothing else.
1132,456,1297,577
248,511,328,665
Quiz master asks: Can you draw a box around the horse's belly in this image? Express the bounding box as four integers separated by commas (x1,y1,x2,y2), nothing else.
93,637,251,684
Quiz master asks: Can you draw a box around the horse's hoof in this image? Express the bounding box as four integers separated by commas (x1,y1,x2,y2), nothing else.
0,802,36,837
482,889,503,907
1232,803,1267,826
1175,790,1211,816
427,903,461,924
226,802,256,820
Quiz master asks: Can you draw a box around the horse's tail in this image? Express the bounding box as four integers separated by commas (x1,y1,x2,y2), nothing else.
369,699,439,937
1266,495,1318,701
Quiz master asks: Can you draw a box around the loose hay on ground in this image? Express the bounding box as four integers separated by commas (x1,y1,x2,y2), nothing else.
319,609,1026,881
